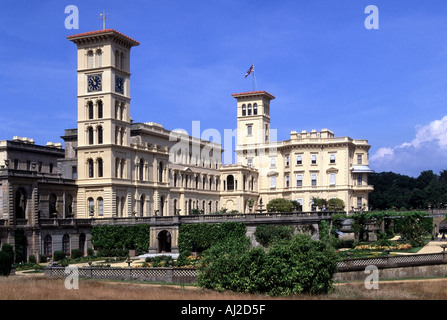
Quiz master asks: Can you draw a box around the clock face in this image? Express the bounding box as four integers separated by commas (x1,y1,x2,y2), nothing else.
115,75,124,94
87,74,102,92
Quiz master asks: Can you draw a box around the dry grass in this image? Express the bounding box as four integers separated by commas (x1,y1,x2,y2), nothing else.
1,275,447,300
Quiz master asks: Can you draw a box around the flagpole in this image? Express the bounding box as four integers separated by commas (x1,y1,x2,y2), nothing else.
252,63,255,92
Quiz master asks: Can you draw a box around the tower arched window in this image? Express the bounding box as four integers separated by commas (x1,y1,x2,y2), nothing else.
97,158,103,177
242,104,246,116
248,104,252,116
88,127,94,145
88,101,94,119
88,159,94,178
253,103,258,115
97,100,103,118
97,126,103,144
88,50,94,69
115,50,120,68
120,52,125,70
120,103,124,121
96,49,102,67
115,158,120,178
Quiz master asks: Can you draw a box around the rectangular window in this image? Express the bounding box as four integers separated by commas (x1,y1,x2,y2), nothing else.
14,159,18,170
247,158,253,168
49,163,54,173
330,154,336,164
270,176,276,188
285,156,290,166
311,173,317,186
357,197,363,209
72,166,78,179
270,157,276,168
296,174,303,187
285,175,290,188
330,173,336,186
247,125,252,135
311,154,317,165
296,154,302,165
357,174,362,186
357,154,363,164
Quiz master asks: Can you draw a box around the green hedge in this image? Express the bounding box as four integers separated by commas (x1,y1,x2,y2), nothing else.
91,224,150,256
178,222,246,257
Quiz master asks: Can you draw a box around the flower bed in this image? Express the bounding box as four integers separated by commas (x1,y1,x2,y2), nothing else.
354,243,412,251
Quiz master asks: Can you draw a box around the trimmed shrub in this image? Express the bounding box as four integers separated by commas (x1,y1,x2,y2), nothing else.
53,250,66,261
71,249,83,259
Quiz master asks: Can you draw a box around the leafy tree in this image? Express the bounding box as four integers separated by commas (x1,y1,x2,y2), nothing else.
312,197,327,210
254,225,294,247
327,198,345,211
198,233,338,296
0,244,14,276
266,198,294,212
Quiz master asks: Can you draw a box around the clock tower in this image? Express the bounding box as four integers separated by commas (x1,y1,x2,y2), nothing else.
68,29,140,217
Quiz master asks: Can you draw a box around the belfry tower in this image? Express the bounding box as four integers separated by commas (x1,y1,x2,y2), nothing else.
68,29,140,217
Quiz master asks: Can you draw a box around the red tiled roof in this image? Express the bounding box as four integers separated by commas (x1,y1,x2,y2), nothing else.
231,91,275,99
67,29,140,46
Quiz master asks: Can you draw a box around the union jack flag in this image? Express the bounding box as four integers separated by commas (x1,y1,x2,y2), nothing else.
245,64,254,78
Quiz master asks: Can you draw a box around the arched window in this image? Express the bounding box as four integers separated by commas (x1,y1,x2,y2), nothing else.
62,234,70,255
116,197,120,216
140,195,145,216
227,175,234,191
79,233,86,256
49,193,57,216
88,127,94,145
115,101,119,119
242,104,246,116
15,188,27,219
65,194,73,216
120,52,125,70
88,50,94,69
120,159,125,178
120,103,124,120
253,103,258,115
160,196,165,216
121,196,125,216
88,197,94,215
44,235,52,257
119,127,124,145
115,50,120,68
115,158,120,178
97,158,103,177
97,197,104,216
97,100,103,118
97,126,103,144
248,104,252,115
88,159,94,178
88,101,94,119
96,49,102,67
158,161,163,183
139,159,144,180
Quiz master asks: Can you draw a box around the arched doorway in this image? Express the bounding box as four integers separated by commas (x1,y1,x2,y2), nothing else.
157,230,171,253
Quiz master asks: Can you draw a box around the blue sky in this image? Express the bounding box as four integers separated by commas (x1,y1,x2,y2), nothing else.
1,0,447,177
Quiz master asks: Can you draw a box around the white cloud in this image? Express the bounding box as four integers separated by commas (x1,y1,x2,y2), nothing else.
370,115,447,176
